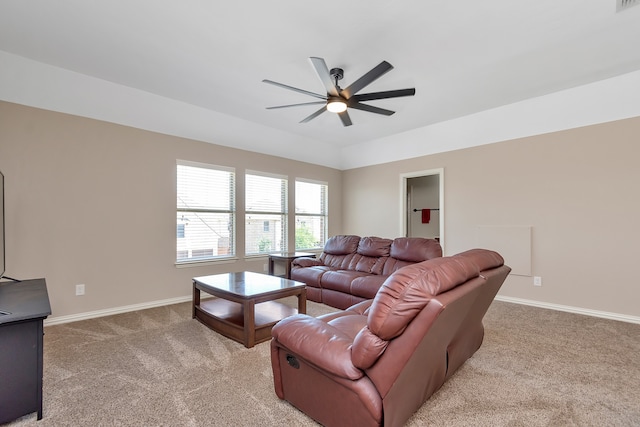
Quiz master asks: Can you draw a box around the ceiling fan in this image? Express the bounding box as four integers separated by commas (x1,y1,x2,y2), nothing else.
263,57,416,127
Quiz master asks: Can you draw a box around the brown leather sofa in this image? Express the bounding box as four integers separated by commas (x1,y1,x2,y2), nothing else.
290,235,442,309
271,249,511,427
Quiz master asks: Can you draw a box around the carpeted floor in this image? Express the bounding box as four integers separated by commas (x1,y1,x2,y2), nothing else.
5,299,640,426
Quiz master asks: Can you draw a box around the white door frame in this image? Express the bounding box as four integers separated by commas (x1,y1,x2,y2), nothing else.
399,168,444,251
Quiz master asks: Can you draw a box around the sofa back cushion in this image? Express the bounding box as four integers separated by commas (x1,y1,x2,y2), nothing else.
319,235,361,269
454,248,505,272
350,249,506,371
357,237,392,257
317,235,443,274
389,237,442,262
323,235,361,255
381,238,442,275
367,254,487,340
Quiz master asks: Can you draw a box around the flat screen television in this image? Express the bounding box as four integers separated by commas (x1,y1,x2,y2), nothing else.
0,169,4,279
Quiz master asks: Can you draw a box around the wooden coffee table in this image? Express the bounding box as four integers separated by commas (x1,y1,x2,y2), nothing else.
192,272,306,348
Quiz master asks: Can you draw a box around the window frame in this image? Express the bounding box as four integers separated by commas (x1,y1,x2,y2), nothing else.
295,178,328,251
176,160,236,265
244,170,288,256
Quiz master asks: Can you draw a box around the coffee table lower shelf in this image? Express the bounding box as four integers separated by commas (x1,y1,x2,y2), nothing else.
195,298,298,347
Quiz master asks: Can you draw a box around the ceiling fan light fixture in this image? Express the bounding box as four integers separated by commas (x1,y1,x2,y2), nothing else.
326,97,347,113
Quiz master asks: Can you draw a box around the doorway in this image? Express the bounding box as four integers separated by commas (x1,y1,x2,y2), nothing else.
400,168,444,249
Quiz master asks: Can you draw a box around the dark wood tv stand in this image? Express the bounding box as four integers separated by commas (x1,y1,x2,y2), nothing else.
0,278,51,423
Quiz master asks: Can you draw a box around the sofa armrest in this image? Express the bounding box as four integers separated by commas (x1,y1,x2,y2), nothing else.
271,314,363,380
346,299,374,315
292,257,324,267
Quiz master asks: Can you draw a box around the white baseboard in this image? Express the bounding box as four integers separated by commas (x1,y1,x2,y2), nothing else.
44,295,193,326
44,293,640,326
495,295,640,325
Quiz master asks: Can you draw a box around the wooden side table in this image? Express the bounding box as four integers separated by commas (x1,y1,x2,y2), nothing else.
268,252,316,279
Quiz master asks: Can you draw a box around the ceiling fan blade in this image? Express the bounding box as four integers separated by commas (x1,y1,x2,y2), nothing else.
266,101,326,110
348,101,395,116
353,88,416,102
338,110,352,127
309,57,339,97
262,79,327,100
300,106,327,123
340,61,394,99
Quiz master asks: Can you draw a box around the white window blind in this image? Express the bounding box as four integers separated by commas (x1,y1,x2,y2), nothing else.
295,179,328,250
176,161,235,262
245,172,287,255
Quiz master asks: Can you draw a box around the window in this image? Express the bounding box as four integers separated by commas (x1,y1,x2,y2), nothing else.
245,172,287,255
295,179,328,250
176,161,235,263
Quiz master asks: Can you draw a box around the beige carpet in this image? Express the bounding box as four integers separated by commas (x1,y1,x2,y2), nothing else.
5,299,640,426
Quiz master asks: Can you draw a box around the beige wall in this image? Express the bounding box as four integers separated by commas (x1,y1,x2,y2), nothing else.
0,101,342,319
343,116,640,318
2,99,639,321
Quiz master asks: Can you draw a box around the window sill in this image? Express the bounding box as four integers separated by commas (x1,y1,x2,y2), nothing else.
244,254,270,261
175,257,238,268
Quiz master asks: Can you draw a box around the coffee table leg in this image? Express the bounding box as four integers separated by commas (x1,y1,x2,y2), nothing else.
192,282,200,319
298,288,307,314
243,299,256,348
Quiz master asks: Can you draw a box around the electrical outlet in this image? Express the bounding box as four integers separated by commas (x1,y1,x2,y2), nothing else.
533,276,542,287
76,284,85,296
263,263,268,272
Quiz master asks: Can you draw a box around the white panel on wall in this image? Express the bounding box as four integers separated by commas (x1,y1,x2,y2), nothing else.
476,225,531,276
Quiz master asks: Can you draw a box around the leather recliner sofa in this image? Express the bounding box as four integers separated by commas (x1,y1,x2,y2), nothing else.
271,249,511,427
290,235,442,309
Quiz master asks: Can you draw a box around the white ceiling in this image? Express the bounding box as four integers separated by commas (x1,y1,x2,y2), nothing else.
1,0,640,169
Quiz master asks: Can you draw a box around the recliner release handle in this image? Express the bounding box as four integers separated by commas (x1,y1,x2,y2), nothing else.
286,354,300,369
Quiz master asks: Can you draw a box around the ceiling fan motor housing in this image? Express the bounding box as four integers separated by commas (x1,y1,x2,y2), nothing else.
330,68,344,82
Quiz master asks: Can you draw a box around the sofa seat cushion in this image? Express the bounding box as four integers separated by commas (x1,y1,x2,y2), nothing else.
291,265,332,288
271,314,364,380
350,275,387,300
321,270,374,293
322,312,369,341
